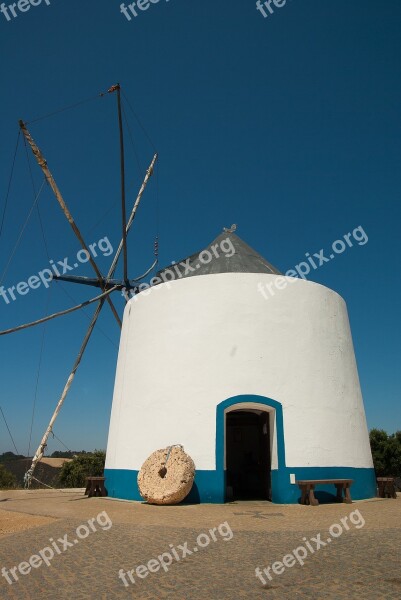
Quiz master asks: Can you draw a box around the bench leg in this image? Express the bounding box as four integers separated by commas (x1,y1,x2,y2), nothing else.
308,485,319,506
385,482,397,499
335,484,343,502
95,484,103,497
299,485,319,506
334,483,352,503
343,484,352,504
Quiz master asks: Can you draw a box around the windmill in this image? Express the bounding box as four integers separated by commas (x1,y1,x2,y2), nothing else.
0,84,158,488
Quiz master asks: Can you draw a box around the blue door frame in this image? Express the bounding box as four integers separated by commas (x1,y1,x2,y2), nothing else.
216,395,286,503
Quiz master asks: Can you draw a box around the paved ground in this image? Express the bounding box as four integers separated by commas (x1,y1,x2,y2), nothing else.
0,490,400,599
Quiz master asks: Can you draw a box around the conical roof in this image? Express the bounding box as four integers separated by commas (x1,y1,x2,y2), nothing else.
156,229,281,281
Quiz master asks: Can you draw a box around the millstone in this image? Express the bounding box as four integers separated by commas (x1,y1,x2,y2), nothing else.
137,446,195,505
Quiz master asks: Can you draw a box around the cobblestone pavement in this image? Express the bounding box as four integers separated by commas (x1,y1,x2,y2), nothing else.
0,490,400,599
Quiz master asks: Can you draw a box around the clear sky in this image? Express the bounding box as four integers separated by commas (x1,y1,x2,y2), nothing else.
0,0,400,455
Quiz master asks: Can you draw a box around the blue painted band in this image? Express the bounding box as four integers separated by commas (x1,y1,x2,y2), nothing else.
104,466,376,504
104,394,376,504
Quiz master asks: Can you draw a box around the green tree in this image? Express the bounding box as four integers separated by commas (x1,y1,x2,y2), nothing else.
57,451,105,487
50,451,75,459
383,435,401,477
0,452,25,463
370,429,401,477
0,464,17,489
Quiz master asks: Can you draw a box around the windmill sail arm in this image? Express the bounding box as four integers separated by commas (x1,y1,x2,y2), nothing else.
106,153,158,281
53,262,158,286
53,275,112,288
18,120,122,329
25,298,106,487
0,286,118,337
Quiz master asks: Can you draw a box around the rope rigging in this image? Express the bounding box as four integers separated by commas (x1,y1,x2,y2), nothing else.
0,177,46,287
121,90,158,153
121,95,160,270
50,431,72,454
0,131,21,242
0,406,20,455
122,101,145,180
25,94,101,126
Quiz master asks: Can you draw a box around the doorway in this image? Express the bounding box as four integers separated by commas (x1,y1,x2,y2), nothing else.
225,410,271,500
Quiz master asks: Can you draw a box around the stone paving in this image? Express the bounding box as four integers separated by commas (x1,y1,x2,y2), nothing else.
0,490,400,599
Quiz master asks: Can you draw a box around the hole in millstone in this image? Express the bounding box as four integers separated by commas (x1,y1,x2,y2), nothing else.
159,467,167,478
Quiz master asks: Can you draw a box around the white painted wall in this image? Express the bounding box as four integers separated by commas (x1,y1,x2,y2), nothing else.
105,273,373,472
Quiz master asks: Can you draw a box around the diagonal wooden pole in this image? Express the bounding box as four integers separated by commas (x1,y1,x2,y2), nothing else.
0,286,118,337
24,300,106,488
107,152,158,281
24,153,158,487
18,120,122,328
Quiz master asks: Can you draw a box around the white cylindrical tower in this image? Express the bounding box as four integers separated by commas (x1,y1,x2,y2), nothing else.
105,232,376,503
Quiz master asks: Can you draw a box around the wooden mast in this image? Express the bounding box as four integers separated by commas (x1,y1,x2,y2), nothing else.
116,84,128,285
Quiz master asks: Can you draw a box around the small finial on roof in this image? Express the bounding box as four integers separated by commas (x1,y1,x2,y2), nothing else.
223,224,237,233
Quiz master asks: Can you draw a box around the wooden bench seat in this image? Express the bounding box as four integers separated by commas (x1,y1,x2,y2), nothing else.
85,476,107,498
377,477,397,499
296,479,353,506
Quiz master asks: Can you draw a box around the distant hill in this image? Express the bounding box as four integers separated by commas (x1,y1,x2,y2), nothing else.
1,451,98,488
4,457,72,488
0,452,26,463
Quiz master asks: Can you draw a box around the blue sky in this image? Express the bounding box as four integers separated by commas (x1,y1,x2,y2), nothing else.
0,0,400,455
